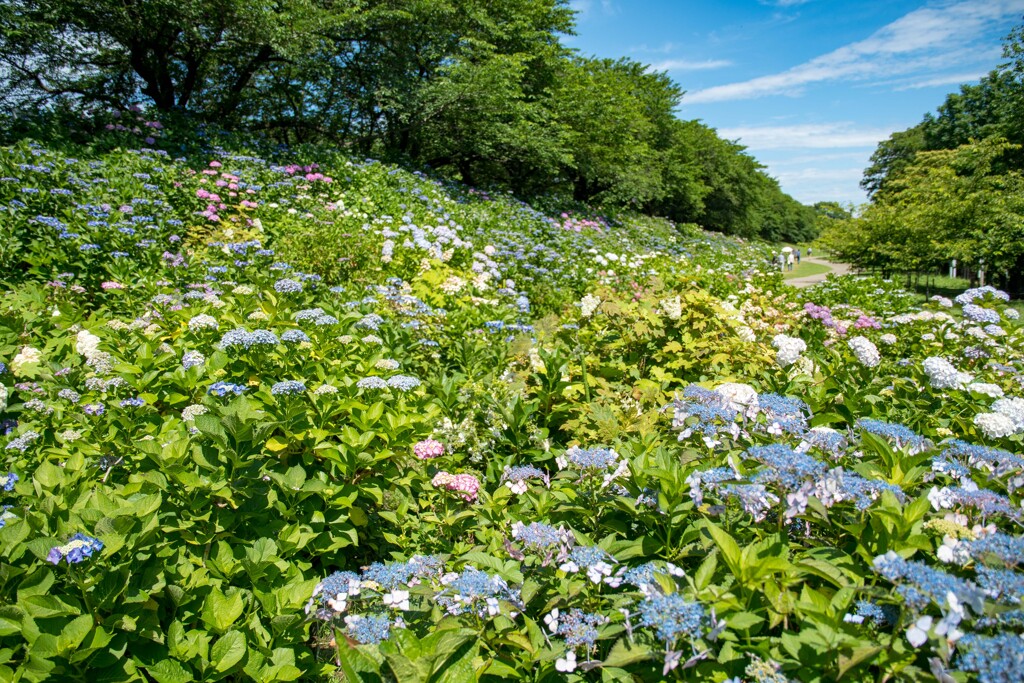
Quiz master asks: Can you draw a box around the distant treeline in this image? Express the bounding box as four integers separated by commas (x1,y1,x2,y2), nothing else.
0,0,818,242
824,21,1024,294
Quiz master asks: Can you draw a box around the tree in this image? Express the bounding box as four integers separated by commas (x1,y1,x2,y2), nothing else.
0,0,352,116
836,138,1024,291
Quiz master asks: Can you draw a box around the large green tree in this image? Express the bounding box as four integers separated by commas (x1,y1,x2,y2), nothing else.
0,0,352,115
832,137,1024,289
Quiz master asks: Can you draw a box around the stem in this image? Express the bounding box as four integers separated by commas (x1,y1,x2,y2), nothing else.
70,565,98,624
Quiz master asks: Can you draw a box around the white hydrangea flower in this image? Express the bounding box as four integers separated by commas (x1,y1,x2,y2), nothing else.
967,383,1003,399
75,329,102,358
992,397,1024,429
847,336,880,368
880,333,897,345
715,382,760,418
181,404,208,422
772,334,806,368
579,294,601,318
660,296,682,321
923,357,969,389
188,314,219,332
736,326,756,342
974,412,1018,439
11,346,42,375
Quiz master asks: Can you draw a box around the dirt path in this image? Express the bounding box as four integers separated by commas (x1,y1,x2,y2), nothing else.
786,255,851,288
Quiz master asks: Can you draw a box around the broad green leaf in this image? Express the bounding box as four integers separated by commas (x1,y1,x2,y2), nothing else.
210,630,246,674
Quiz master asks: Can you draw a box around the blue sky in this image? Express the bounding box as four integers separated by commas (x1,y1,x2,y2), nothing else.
563,0,1024,206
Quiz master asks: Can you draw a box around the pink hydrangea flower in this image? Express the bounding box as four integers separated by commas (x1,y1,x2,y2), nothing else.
431,471,480,502
413,439,445,460
100,281,124,290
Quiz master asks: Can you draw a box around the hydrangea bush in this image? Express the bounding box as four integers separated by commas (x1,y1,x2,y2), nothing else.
0,119,1023,681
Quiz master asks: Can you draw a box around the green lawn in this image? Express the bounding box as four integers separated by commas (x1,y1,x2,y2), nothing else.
783,260,831,279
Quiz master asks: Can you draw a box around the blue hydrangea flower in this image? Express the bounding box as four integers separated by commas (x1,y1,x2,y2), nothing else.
435,566,519,618
638,593,707,644
47,533,104,564
271,380,306,396
345,614,391,645
872,551,982,612
274,278,303,294
182,351,205,369
119,397,146,408
208,382,247,397
856,418,929,452
0,472,17,491
386,375,421,391
356,377,388,390
957,632,1024,683
281,329,310,344
356,314,384,330
5,431,39,452
555,608,605,648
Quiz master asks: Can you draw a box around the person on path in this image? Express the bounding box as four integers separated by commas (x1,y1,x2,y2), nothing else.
786,252,794,271
807,246,812,257
795,248,801,264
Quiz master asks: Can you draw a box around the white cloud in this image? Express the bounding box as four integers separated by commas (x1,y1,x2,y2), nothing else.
768,163,871,204
570,0,618,19
630,41,682,54
686,0,1024,104
762,0,816,6
894,71,989,90
648,58,732,72
719,122,898,150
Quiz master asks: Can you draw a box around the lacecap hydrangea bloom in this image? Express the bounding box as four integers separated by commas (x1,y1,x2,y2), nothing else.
274,278,303,293
501,465,548,494
47,533,104,564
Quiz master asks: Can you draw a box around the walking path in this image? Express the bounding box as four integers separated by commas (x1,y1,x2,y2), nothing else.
785,255,851,288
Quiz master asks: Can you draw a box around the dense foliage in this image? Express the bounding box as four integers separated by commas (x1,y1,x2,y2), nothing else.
0,0,817,242
1,116,1024,682
827,22,1024,293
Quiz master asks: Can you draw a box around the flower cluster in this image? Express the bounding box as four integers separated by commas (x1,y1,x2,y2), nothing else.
47,533,104,565
412,439,444,460
431,471,480,502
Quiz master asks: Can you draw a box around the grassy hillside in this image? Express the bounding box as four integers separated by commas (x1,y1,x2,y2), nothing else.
0,117,1023,682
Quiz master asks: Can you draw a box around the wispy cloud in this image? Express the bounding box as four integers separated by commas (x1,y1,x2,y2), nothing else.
761,0,816,6
570,0,618,19
629,41,682,54
686,0,1024,104
894,70,990,90
648,58,732,72
718,122,898,150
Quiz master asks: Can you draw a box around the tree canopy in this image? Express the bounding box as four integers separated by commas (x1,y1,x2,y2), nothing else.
0,0,816,241
833,20,1024,293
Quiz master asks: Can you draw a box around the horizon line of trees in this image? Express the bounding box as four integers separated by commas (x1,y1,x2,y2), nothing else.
0,0,818,242
823,20,1024,294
